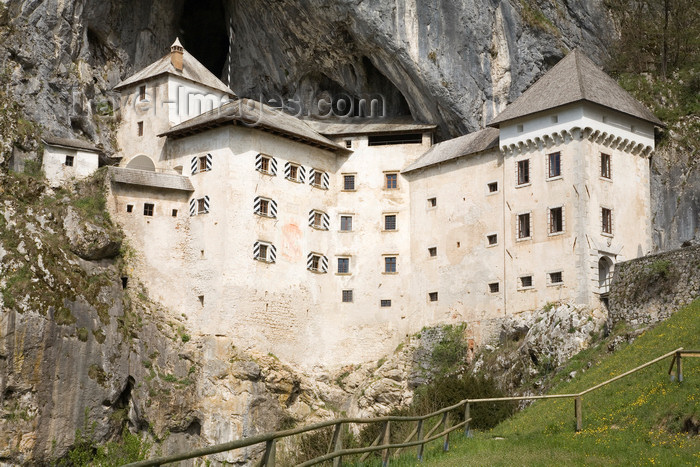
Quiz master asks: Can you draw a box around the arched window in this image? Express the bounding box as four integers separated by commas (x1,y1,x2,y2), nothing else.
125,155,156,172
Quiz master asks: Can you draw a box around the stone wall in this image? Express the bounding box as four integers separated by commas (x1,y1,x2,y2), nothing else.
609,244,700,326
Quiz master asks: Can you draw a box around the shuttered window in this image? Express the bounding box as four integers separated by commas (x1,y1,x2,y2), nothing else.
309,209,330,230
284,162,305,183
309,168,330,189
256,153,277,175
307,253,328,273
191,153,213,175
190,196,210,216
254,196,277,218
253,241,276,263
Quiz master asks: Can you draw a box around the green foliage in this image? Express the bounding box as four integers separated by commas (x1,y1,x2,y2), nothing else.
420,299,700,466
77,327,89,342
54,307,77,326
518,0,559,35
61,423,153,466
430,323,468,377
181,333,191,343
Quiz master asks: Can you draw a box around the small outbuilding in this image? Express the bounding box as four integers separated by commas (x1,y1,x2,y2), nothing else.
41,136,101,186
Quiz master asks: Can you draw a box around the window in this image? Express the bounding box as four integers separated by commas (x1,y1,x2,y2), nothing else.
126,204,133,213
171,209,178,217
548,152,561,178
380,299,392,307
197,198,209,214
198,156,208,172
384,256,397,273
343,174,355,191
65,155,74,167
428,247,437,257
191,154,212,175
309,210,329,230
487,234,498,246
138,85,146,100
549,207,563,234
254,241,276,263
337,257,350,274
384,214,397,231
143,203,154,216
549,271,563,285
289,165,299,180
256,154,277,175
284,162,303,182
517,213,531,239
488,182,498,193
137,121,143,137
368,133,422,146
602,207,613,235
385,173,398,189
520,275,533,288
342,289,353,302
345,140,352,148
601,153,611,179
254,197,277,218
517,160,530,185
427,197,437,208
307,253,328,272
313,171,323,185
340,215,353,232
309,168,329,189
551,115,559,123
428,292,438,302
517,124,524,133
489,282,500,293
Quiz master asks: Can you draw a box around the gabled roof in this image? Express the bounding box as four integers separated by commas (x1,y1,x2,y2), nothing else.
159,99,348,153
114,44,235,97
303,117,436,136
108,167,194,192
42,136,101,153
489,49,663,127
403,127,500,174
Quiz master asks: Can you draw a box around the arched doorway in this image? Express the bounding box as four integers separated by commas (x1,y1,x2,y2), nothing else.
126,155,155,172
598,256,614,307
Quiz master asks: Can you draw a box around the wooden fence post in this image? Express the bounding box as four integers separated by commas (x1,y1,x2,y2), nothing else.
677,352,683,382
382,421,391,467
575,396,582,432
330,422,343,467
260,439,276,467
443,412,451,452
464,402,471,437
416,419,425,461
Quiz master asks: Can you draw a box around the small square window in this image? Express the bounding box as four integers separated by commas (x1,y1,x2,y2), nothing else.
384,256,397,273
380,299,392,308
143,203,154,216
313,211,324,228
197,198,209,214
65,155,74,167
550,207,563,233
548,152,561,178
289,164,299,181
487,234,498,245
258,244,268,261
198,156,208,172
488,182,498,193
310,254,320,271
313,171,323,186
551,115,559,123
549,271,563,284
428,292,438,302
342,289,353,302
171,209,178,217
601,153,611,179
517,124,524,133
260,156,270,173
602,207,613,235
259,199,269,216
428,247,437,257
385,173,398,189
520,275,533,288
344,175,355,191
517,160,530,185
384,214,397,231
489,282,500,293
345,140,352,148
518,213,531,239
126,204,134,213
427,197,437,208
137,121,144,137
337,257,350,274
340,215,353,232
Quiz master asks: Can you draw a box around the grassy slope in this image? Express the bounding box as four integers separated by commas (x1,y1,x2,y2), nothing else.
405,299,700,466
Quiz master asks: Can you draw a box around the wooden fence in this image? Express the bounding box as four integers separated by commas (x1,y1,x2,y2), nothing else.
125,347,692,467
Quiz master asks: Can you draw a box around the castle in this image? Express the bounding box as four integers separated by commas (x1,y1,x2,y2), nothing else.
45,40,661,368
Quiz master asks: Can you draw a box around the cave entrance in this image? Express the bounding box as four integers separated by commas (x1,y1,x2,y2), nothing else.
179,0,229,79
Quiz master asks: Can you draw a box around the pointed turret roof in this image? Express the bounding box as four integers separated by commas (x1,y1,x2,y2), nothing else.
489,49,662,127
115,41,235,97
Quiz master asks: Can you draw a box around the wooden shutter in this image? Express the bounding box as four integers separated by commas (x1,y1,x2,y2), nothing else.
308,168,315,185
284,162,291,179
189,198,197,216
270,157,277,175
205,153,213,171
306,253,314,270
191,157,198,175
270,199,277,218
299,166,306,183
269,244,276,263
203,195,210,213
321,255,328,273
253,241,261,260
322,172,330,189
308,210,315,227
255,153,262,171
322,212,330,230
253,196,261,214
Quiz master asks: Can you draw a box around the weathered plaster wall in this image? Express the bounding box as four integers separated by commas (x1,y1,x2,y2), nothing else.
42,145,99,187
608,244,700,327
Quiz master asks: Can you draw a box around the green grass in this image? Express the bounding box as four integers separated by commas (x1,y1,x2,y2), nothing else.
416,299,700,466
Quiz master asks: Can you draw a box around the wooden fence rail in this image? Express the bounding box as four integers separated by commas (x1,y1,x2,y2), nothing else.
125,347,689,467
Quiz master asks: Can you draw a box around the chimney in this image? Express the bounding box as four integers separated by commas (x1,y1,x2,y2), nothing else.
171,38,184,71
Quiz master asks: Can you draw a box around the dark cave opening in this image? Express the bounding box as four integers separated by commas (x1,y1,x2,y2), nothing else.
179,0,229,79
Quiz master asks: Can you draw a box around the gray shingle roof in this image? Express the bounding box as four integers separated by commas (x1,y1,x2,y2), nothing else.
159,99,348,152
108,167,194,192
42,136,100,153
303,117,436,136
114,48,235,97
402,127,500,174
489,49,663,127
